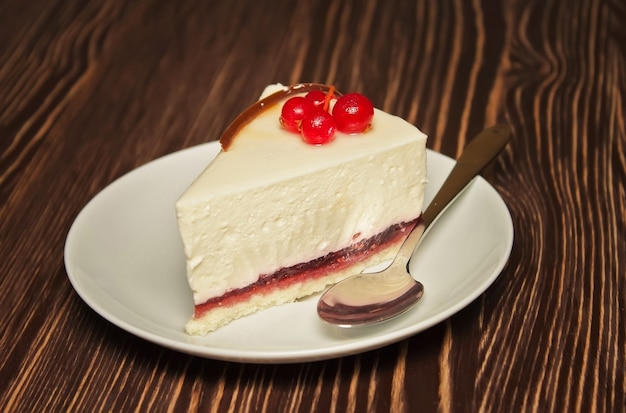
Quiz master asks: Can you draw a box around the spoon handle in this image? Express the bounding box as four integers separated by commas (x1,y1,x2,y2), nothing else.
395,124,511,263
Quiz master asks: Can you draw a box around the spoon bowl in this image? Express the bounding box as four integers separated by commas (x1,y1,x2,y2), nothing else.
317,124,511,327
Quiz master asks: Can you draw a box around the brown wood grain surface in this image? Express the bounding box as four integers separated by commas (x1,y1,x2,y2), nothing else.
1,0,624,411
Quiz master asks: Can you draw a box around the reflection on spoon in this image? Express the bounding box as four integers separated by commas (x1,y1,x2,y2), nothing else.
317,124,511,327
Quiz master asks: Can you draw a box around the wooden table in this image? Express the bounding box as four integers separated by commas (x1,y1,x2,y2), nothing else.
2,0,624,411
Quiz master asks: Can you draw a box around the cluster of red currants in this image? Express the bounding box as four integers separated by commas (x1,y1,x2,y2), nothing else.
279,89,374,145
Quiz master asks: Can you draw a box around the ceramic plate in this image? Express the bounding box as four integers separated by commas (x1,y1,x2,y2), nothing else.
64,142,513,363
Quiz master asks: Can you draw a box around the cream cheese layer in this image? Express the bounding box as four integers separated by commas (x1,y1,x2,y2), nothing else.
176,86,428,305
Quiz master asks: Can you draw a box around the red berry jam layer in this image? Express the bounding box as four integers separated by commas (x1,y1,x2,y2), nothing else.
193,217,420,319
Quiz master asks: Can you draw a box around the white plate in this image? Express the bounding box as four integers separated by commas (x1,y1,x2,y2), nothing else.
64,142,513,363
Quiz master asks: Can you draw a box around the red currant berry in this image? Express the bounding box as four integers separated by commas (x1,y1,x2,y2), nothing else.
300,109,336,145
304,90,327,108
332,93,374,134
280,96,314,133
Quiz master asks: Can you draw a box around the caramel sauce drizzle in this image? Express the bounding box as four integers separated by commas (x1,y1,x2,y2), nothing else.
219,83,342,150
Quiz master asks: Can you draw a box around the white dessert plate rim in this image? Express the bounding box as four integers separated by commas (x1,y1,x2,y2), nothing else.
64,141,514,363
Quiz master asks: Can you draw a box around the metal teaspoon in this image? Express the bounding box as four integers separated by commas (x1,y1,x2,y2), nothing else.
317,124,511,327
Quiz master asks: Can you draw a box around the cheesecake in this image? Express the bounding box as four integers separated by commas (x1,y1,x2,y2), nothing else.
176,83,428,335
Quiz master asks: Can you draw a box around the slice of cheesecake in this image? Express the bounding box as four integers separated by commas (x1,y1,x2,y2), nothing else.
176,83,428,335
